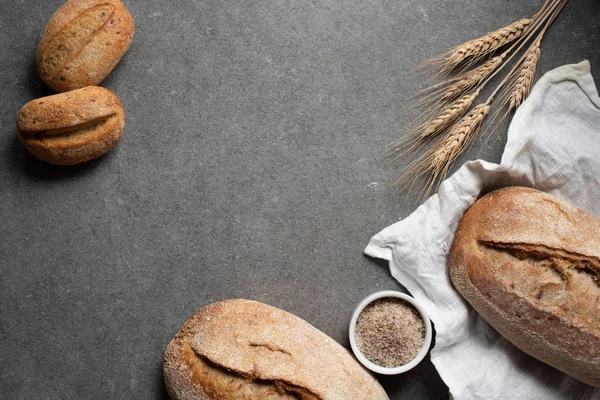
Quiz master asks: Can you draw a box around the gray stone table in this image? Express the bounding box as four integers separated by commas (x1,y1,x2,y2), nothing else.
1,0,599,398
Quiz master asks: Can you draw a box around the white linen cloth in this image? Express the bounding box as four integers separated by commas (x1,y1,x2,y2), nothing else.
365,61,600,400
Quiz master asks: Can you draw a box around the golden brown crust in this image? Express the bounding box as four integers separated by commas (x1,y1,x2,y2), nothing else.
163,300,389,400
37,0,134,92
449,187,600,387
17,86,125,165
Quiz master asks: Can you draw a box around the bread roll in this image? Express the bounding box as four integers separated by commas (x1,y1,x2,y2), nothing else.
17,86,125,165
449,187,600,387
37,0,134,92
163,300,389,399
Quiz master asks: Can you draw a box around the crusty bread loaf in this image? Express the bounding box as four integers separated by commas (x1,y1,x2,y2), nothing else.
17,86,125,165
163,300,389,399
37,0,134,92
449,187,600,387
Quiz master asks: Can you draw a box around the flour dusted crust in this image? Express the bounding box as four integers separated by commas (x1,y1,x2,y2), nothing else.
37,0,134,92
163,300,389,399
449,187,600,387
17,86,125,165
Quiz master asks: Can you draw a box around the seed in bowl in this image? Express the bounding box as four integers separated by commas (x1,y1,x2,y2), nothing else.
354,297,425,368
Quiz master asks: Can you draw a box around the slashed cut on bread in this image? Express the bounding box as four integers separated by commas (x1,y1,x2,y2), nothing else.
163,299,389,399
449,187,600,387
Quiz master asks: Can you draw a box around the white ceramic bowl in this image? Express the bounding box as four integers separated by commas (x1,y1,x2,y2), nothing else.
349,290,432,375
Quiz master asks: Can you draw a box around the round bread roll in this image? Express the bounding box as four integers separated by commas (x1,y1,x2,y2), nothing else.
163,299,389,399
36,0,134,92
17,86,125,165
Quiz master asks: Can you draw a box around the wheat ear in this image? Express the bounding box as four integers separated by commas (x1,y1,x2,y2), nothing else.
509,44,542,110
392,0,568,199
442,19,532,71
409,55,502,115
421,92,479,139
387,90,479,165
423,103,490,193
441,56,503,101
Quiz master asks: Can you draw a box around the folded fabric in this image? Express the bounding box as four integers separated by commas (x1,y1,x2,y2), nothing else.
365,61,600,400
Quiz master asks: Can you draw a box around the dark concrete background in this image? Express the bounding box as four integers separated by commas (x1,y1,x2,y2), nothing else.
1,0,598,398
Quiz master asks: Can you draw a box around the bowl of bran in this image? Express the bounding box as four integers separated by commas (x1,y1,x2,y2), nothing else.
349,290,432,375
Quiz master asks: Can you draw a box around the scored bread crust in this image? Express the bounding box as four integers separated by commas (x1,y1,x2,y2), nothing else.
163,300,389,400
17,86,125,165
36,0,134,92
449,187,600,387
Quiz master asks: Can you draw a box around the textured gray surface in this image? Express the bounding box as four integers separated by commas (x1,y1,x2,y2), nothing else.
1,0,599,398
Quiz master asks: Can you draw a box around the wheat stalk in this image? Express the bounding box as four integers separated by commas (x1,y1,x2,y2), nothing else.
498,0,565,111
441,19,532,72
391,0,569,200
478,2,563,155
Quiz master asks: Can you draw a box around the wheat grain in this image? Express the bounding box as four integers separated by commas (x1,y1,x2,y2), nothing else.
444,19,532,70
509,40,541,110
421,92,478,139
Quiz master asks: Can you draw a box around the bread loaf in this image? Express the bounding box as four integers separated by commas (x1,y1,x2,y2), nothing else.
449,187,600,387
17,86,125,165
163,300,389,399
37,0,134,92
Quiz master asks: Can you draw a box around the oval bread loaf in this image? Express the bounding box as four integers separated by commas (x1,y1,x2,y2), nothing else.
163,299,389,400
449,187,600,387
17,86,125,165
37,0,134,92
